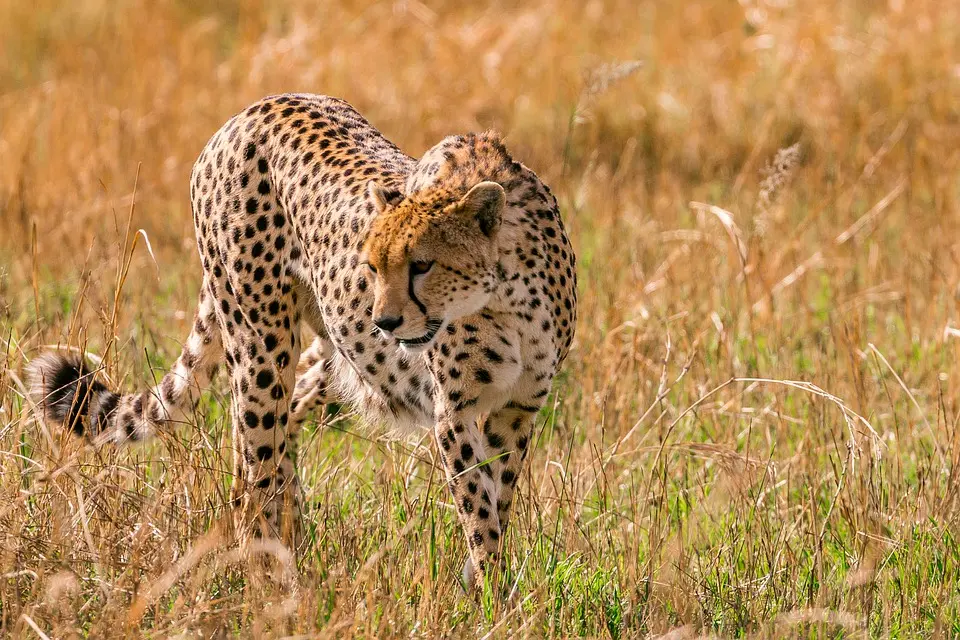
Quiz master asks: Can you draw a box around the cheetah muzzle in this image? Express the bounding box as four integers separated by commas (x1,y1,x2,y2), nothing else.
27,93,578,592
393,318,444,351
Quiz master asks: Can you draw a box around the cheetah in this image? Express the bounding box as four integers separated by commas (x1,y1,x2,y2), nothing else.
28,93,577,588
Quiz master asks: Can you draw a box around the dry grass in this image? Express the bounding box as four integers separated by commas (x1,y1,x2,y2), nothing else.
2,0,960,637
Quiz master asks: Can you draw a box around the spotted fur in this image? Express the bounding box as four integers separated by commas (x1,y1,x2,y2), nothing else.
27,94,577,587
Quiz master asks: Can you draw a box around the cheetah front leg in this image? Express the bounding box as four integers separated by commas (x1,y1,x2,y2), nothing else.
289,336,336,436
434,407,504,590
451,400,542,591
479,400,540,549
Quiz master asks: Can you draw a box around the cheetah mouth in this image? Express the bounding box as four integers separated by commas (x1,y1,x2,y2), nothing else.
397,321,443,349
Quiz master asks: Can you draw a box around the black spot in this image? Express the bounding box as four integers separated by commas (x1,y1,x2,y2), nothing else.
482,348,503,363
256,370,274,389
244,411,259,428
255,445,274,461
475,369,492,384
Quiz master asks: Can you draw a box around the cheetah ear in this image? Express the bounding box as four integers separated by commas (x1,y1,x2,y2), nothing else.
458,181,505,238
368,181,402,213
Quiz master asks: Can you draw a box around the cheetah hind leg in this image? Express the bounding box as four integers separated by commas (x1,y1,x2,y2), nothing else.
208,265,303,552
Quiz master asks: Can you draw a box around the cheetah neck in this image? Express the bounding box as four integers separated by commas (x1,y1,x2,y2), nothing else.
482,218,530,315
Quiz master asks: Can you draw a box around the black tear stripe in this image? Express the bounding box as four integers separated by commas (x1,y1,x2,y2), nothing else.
408,269,428,315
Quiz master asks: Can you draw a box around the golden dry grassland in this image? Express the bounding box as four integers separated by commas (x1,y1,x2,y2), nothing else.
2,0,960,637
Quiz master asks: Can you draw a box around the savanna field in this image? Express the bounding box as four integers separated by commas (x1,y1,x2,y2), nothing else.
1,1,960,637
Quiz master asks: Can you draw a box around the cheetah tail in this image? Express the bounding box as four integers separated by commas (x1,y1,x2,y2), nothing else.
27,334,221,445
27,284,223,444
26,352,127,441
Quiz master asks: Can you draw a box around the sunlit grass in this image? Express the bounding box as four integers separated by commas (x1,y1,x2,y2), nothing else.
2,0,960,637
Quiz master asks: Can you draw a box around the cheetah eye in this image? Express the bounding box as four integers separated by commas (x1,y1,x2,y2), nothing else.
366,263,378,275
410,260,434,276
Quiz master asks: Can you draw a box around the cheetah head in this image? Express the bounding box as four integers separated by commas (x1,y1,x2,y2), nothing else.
361,180,505,352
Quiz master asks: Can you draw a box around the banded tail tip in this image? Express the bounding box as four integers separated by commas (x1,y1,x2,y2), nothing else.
26,352,106,437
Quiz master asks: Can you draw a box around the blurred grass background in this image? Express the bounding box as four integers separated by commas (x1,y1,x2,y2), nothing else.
2,0,960,637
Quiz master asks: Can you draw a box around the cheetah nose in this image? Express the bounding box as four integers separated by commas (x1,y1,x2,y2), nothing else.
374,315,404,333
